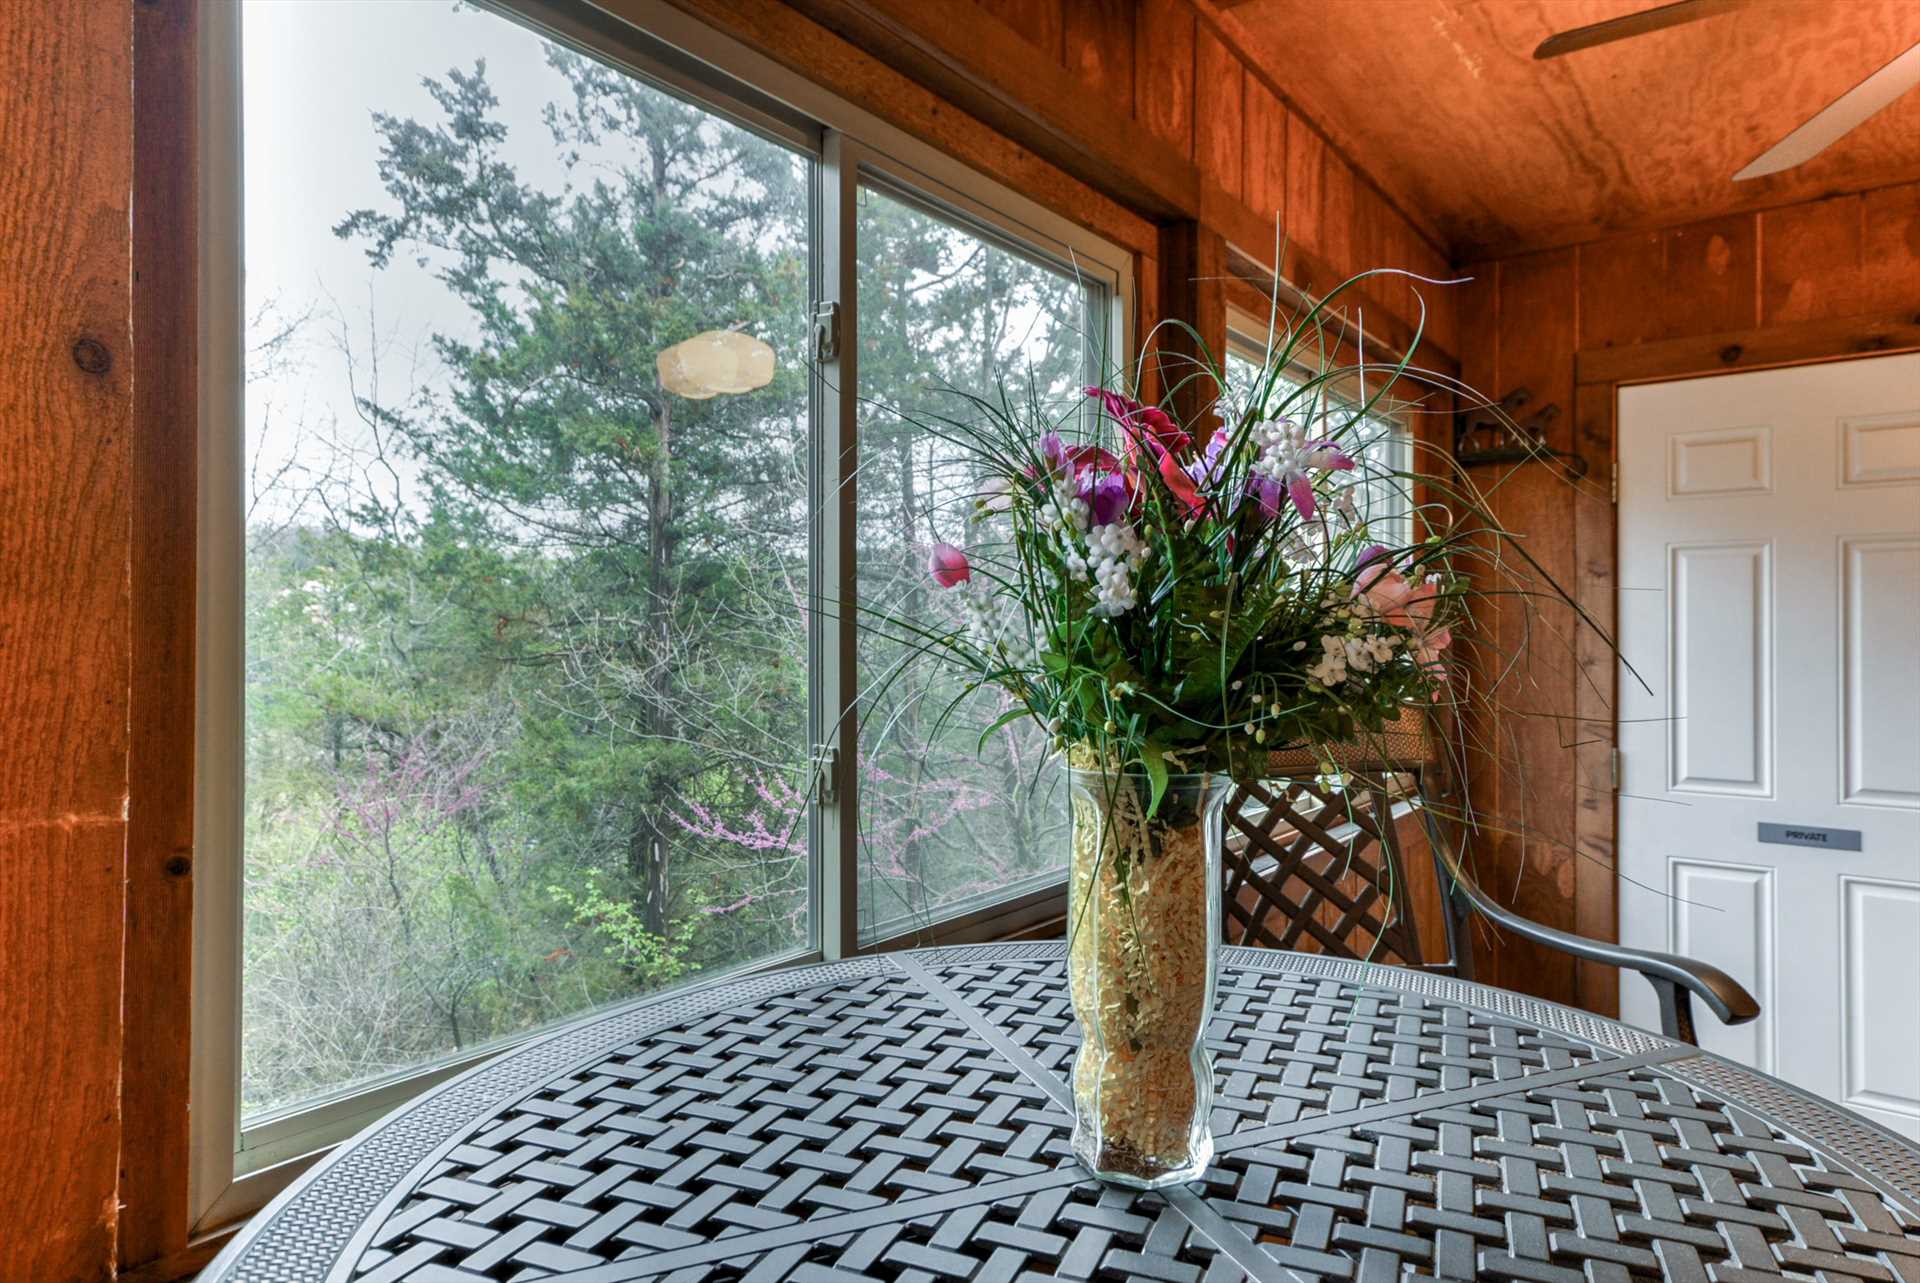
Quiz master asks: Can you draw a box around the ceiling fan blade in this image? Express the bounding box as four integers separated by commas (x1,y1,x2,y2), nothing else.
1533,0,1745,60
1735,42,1920,180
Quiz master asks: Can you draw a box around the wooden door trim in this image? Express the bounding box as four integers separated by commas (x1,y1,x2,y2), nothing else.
1572,305,1920,1017
1577,308,1920,387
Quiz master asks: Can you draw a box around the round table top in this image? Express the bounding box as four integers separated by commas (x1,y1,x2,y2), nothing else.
204,943,1920,1283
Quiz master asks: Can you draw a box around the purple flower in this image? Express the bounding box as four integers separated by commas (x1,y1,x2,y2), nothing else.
1032,430,1120,480
1185,430,1227,490
1079,470,1130,527
1038,430,1067,476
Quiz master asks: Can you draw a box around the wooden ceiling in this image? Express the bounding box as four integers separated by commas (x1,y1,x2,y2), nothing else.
1215,0,1920,256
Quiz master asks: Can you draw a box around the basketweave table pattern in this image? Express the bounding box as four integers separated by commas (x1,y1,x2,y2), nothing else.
202,944,1920,1283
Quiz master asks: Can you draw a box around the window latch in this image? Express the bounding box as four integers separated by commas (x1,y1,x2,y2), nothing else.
813,301,842,363
811,743,840,805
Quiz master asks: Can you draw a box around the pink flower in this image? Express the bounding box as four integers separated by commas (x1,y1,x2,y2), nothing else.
1354,561,1419,625
1356,562,1452,677
1156,446,1209,519
1033,430,1121,480
1084,387,1191,465
928,542,971,588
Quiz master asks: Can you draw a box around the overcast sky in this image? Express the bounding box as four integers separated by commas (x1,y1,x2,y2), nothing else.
242,1,592,524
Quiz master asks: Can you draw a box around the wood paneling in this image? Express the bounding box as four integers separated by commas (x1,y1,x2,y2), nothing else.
1282,111,1324,254
746,0,1455,360
121,0,199,1271
1760,195,1865,326
1241,73,1287,222
1133,0,1194,155
1193,24,1244,205
0,2,134,1277
1661,214,1758,339
668,0,1164,246
1860,182,1920,315
1062,0,1134,116
1151,222,1228,420
1580,231,1664,350
1226,0,1920,255
974,0,1063,60
1482,249,1581,1002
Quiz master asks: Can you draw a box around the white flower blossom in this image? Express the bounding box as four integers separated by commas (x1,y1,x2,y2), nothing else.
1086,520,1148,616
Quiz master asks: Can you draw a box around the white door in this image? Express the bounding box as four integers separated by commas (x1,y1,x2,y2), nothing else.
1617,352,1920,1139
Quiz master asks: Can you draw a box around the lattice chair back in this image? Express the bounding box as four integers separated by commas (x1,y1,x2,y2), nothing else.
1222,710,1455,970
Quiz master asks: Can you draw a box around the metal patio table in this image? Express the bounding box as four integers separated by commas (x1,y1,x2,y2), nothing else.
203,943,1920,1282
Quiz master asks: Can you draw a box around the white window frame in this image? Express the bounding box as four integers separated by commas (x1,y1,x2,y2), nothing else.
192,0,1130,1233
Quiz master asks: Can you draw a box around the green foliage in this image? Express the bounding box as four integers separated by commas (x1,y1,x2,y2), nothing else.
548,875,695,985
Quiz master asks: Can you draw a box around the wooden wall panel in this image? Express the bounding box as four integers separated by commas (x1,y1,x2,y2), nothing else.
1860,181,1920,315
1318,152,1356,289
1241,74,1287,222
1283,112,1324,257
1193,25,1244,205
1133,0,1193,156
1479,249,1580,1002
1580,231,1664,350
1759,196,1864,326
1061,0,1134,116
1661,213,1758,339
0,1,134,1276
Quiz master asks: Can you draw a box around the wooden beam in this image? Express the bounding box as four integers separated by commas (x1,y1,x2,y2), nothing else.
1575,307,1920,386
1146,221,1226,421
120,0,200,1271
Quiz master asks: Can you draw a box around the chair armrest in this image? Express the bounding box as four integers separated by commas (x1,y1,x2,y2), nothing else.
1442,859,1760,1037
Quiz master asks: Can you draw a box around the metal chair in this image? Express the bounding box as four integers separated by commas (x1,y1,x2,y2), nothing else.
1222,748,1760,1045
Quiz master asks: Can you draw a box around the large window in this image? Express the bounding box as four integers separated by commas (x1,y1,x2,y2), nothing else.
198,0,1127,1225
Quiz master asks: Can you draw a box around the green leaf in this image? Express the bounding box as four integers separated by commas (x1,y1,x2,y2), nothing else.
1142,738,1168,817
976,705,1033,754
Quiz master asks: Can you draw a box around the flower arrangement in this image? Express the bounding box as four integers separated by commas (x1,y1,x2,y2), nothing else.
872,274,1593,1188
908,313,1461,813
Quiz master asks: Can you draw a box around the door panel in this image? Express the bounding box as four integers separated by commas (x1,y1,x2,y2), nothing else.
1840,877,1920,1126
1668,860,1774,1072
1841,537,1920,807
1668,424,1773,498
1840,412,1920,488
1617,352,1920,1141
1667,541,1772,796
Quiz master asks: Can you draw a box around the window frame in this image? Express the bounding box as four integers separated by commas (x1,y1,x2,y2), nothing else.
191,0,1131,1233
1225,305,1415,548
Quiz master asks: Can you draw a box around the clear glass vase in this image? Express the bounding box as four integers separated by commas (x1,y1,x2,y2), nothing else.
1065,764,1230,1188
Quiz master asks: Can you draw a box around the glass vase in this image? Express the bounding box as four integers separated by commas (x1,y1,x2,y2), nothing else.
1065,764,1230,1188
